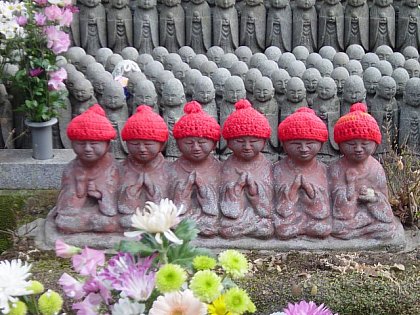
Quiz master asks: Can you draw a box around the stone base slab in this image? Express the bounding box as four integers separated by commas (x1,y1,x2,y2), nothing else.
28,210,408,253
0,149,75,189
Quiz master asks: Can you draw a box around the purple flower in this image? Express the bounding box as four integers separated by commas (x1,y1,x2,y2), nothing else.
58,273,86,300
283,301,338,315
34,12,47,26
35,0,48,5
16,15,28,26
72,293,102,315
44,26,71,55
48,68,67,90
59,8,73,26
29,68,44,77
44,5,62,21
100,252,135,286
82,276,112,305
72,247,105,276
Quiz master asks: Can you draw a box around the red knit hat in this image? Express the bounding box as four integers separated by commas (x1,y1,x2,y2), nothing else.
334,103,381,144
122,105,169,142
222,99,271,140
67,104,116,141
173,101,221,141
278,108,328,142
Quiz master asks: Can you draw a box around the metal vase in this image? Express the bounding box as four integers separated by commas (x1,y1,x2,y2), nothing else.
25,117,58,160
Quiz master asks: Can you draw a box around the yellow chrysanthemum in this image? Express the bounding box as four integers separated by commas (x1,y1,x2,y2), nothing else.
8,301,28,315
218,250,249,279
208,295,236,315
37,290,63,315
156,264,187,293
193,256,217,271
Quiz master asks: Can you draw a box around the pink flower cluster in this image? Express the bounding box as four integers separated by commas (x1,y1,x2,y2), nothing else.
44,26,70,55
48,67,67,90
44,4,73,27
56,240,156,315
283,301,338,315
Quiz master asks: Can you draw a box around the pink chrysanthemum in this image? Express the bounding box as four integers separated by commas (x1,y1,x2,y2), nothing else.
283,301,338,315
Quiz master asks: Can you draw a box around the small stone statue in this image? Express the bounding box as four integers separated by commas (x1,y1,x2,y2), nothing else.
192,76,217,119
184,68,203,101
265,46,283,62
155,70,175,106
341,75,366,116
287,60,306,78
170,101,221,236
231,60,250,80
277,52,296,72
312,77,340,159
79,0,107,56
105,54,124,73
65,47,86,69
397,0,420,51
329,103,398,239
274,108,331,239
134,0,159,54
126,71,147,113
164,53,183,71
118,106,170,223
400,77,420,154
235,46,253,65
375,45,393,61
369,0,395,51
200,60,218,78
344,0,369,51
219,99,274,239
137,53,154,71
132,79,159,113
55,105,121,233
392,67,410,109
70,78,98,117
345,59,363,77
245,68,263,101
319,46,336,62
318,0,344,51
316,58,334,77
306,52,322,69
95,47,113,66
159,0,185,52
250,52,269,69
281,77,308,122
293,0,317,52
121,47,139,61
0,83,14,148
376,60,393,77
403,45,420,60
172,61,191,86
388,52,406,69
78,55,96,75
361,52,380,70
107,0,133,54
346,44,365,61
185,0,212,54
292,46,310,64
271,69,290,109
266,0,292,53
240,0,266,53
213,0,239,53
190,53,209,69
302,68,322,108
331,66,349,99
206,46,224,65
161,78,186,159
333,52,350,68
179,46,197,64
363,66,382,111
152,47,170,63
404,58,420,78
90,68,114,104
144,60,164,86
211,67,231,112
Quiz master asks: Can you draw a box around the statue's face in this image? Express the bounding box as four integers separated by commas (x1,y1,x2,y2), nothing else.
343,82,366,103
406,65,420,78
347,0,365,6
332,74,347,94
317,80,336,100
228,136,265,161
162,89,184,106
93,78,108,95
134,88,157,106
225,84,246,103
83,0,101,7
377,80,396,99
303,75,319,93
127,140,163,163
102,87,125,108
361,58,378,70
376,50,392,62
286,83,305,102
245,77,257,93
177,137,216,162
164,0,180,6
138,0,157,8
364,76,380,95
72,82,93,101
283,140,322,164
296,0,315,9
194,84,215,103
72,141,110,163
273,77,289,94
246,0,263,6
404,87,420,106
405,0,420,7
394,77,407,95
181,52,195,64
254,82,274,102
174,69,187,81
374,0,392,7
112,0,128,9
216,0,235,8
213,79,227,96
339,139,376,163
270,0,289,8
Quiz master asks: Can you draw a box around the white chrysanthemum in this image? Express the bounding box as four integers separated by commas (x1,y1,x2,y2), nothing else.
0,259,32,314
111,298,145,315
124,199,183,245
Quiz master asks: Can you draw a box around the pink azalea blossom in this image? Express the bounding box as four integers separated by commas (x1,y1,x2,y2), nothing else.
35,0,48,5
16,16,28,26
48,68,67,90
44,26,71,55
72,247,105,276
29,68,44,77
58,273,86,300
100,252,135,286
34,12,47,26
55,239,81,258
72,293,102,315
82,276,112,305
44,5,62,21
59,8,73,27
283,301,338,315
113,265,156,302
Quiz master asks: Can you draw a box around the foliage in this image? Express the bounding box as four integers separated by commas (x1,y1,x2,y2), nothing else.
0,0,75,122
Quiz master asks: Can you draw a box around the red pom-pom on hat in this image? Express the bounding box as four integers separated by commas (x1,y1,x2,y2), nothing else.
278,106,328,142
334,102,381,144
173,101,221,141
222,99,271,140
122,105,168,142
67,104,116,141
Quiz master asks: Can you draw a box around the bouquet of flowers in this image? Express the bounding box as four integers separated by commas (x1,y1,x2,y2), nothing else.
56,199,256,315
0,0,75,122
0,258,63,315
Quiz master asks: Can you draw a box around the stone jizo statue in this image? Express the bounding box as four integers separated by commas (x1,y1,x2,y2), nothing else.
185,0,212,54
213,0,239,53
107,0,133,54
159,0,185,53
266,0,292,53
344,0,369,51
79,0,107,56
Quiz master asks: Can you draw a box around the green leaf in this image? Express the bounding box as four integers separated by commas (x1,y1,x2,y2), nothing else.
117,240,156,257
166,242,210,269
174,219,199,242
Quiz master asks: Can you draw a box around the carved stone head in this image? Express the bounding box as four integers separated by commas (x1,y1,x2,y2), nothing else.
302,68,322,93
224,76,246,103
286,77,306,102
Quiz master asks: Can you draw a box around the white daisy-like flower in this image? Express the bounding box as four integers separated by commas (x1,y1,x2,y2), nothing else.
0,259,32,314
111,298,145,315
124,199,183,245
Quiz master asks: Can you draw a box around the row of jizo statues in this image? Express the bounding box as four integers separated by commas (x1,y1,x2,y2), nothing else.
55,102,400,241
74,0,420,55
1,44,419,158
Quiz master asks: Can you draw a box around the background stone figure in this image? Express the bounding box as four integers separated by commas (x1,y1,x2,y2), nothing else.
302,68,322,108
281,77,308,122
400,77,420,154
271,69,290,109
341,75,366,116
266,0,292,53
318,0,344,52
132,80,159,113
185,0,212,54
79,0,107,56
213,0,239,53
292,0,317,52
363,66,382,111
134,0,159,54
192,76,217,119
397,0,420,51
344,0,369,51
159,0,185,53
240,0,266,53
331,67,349,100
369,0,395,51
107,0,133,54
69,78,97,117
0,84,14,149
